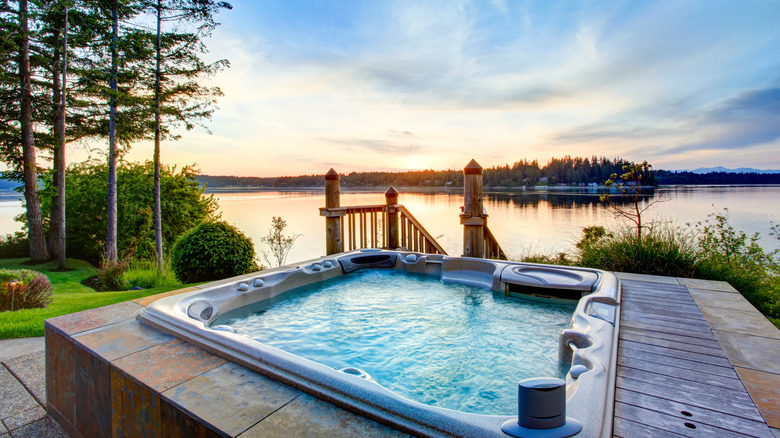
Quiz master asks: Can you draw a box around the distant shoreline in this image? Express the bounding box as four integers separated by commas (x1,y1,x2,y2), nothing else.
201,183,780,194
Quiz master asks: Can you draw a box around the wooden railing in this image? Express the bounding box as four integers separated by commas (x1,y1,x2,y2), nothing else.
335,204,446,255
320,183,447,256
397,205,448,255
484,226,507,260
341,205,385,251
323,162,507,259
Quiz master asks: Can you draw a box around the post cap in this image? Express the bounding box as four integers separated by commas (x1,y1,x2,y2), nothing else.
325,168,340,180
464,159,483,175
385,186,399,197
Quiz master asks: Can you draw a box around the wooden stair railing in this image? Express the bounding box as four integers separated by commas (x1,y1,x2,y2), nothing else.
330,203,447,255
397,205,447,255
484,226,508,260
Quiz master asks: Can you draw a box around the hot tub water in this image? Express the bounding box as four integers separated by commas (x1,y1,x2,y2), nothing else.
215,269,574,415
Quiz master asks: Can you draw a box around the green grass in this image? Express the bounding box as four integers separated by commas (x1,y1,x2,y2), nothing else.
0,258,188,339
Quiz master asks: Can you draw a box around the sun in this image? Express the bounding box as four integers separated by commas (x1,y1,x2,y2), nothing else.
399,155,433,171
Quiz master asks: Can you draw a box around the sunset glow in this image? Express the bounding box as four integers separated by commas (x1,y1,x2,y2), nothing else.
64,1,780,176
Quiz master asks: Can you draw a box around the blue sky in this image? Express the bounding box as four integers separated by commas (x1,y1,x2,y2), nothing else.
123,0,780,176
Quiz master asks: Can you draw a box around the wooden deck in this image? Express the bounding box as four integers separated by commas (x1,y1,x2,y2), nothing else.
613,278,775,437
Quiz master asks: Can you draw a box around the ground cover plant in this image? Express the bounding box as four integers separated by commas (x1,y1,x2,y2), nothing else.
0,258,186,339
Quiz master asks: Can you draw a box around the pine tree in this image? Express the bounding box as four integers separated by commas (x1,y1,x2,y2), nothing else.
0,0,50,262
147,0,230,272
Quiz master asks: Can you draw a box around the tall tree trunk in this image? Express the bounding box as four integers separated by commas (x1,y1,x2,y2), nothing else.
57,4,68,269
18,0,50,263
48,26,62,257
153,0,163,273
107,0,118,263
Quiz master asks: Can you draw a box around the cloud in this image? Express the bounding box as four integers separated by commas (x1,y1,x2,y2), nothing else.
554,125,674,143
669,81,780,153
321,137,423,155
144,1,780,176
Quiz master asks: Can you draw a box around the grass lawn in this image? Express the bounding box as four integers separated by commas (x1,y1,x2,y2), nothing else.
0,258,188,339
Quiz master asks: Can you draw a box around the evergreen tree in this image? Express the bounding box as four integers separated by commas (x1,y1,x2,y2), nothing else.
0,0,50,262
146,0,230,272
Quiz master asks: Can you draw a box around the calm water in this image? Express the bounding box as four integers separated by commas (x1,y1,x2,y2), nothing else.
1,185,778,261
216,269,574,415
213,185,780,263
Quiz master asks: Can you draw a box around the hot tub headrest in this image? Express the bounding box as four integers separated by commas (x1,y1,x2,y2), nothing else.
337,250,398,273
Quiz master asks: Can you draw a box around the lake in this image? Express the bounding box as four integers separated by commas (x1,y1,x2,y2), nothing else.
2,185,778,263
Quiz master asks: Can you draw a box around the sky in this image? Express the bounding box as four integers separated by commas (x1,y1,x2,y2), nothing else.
97,1,780,176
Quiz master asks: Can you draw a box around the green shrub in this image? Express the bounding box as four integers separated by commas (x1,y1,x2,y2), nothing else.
577,225,698,277
172,221,258,283
689,209,779,322
519,252,575,266
0,269,54,311
0,232,29,258
121,259,181,290
37,160,219,263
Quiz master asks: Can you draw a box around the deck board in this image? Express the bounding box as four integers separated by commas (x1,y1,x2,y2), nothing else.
617,356,744,392
617,346,740,379
614,403,763,438
619,326,723,349
620,319,713,337
620,309,710,327
619,330,728,357
613,279,775,437
616,389,773,437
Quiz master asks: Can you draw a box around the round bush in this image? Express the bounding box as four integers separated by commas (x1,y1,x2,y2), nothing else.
0,269,54,311
172,221,258,283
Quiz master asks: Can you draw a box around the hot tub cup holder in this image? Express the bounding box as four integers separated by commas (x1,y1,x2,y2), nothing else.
501,377,582,438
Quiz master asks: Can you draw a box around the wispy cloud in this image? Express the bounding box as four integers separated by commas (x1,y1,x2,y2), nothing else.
321,137,423,155
113,0,780,176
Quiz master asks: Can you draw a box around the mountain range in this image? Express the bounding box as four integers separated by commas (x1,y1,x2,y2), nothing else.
684,167,780,174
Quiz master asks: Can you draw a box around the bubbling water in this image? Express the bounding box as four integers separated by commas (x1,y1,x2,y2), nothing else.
217,269,574,415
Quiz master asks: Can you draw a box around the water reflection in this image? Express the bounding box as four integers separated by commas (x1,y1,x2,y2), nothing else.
1,185,778,262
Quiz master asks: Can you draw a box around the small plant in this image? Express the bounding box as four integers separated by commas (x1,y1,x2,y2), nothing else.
97,258,130,291
0,269,54,311
172,221,258,283
260,216,301,267
691,207,779,271
121,259,181,290
576,226,611,250
600,161,662,239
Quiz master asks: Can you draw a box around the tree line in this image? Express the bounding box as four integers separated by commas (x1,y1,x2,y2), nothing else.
0,0,230,269
200,157,780,189
199,156,654,188
655,170,780,185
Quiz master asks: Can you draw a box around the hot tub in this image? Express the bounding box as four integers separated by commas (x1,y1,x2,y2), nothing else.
139,250,620,438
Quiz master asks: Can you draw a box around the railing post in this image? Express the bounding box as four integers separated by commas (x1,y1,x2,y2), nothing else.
323,168,344,255
461,159,485,258
385,186,399,249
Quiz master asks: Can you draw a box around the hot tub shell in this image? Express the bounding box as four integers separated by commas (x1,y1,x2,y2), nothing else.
139,250,620,438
